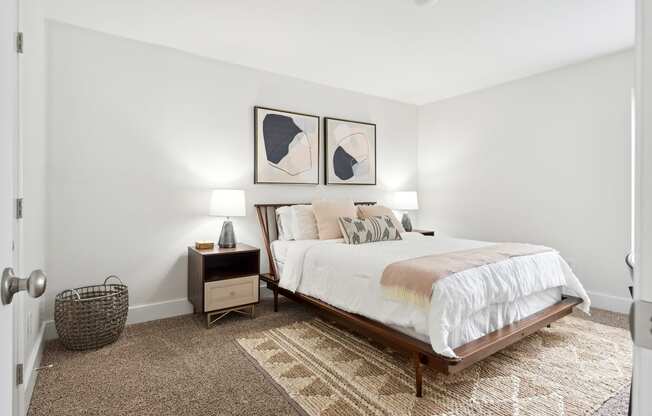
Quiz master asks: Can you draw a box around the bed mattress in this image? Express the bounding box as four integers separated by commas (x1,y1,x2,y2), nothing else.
271,233,589,357
271,239,291,276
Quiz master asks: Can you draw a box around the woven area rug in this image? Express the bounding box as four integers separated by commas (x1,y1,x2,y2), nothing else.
237,316,631,416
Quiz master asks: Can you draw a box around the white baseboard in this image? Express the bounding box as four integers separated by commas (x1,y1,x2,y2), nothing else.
125,298,194,325
43,297,194,341
23,322,46,416
43,320,57,341
39,291,631,340
587,290,632,314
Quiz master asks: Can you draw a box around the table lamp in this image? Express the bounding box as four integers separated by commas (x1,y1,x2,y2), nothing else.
209,189,246,248
393,191,419,232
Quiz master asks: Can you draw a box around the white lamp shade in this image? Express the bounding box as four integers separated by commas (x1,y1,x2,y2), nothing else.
209,189,246,217
393,191,419,210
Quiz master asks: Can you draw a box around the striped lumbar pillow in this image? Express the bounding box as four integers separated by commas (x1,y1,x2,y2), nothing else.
338,215,403,245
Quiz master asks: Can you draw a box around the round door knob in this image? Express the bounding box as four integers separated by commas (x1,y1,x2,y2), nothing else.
1,268,47,305
26,270,47,298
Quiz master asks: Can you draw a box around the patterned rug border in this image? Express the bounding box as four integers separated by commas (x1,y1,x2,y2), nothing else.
237,316,632,416
235,339,310,416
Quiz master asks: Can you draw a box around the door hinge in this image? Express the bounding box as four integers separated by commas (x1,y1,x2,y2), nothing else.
15,198,23,219
16,32,23,54
16,363,23,386
630,300,652,350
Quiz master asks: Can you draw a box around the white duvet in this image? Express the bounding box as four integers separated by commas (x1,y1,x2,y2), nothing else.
275,232,590,358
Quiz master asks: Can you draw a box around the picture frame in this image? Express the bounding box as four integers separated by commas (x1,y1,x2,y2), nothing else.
324,117,376,185
254,106,320,185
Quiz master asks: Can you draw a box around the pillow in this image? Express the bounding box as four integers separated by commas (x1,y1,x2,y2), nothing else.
312,199,357,239
357,204,405,233
276,206,294,240
338,215,403,244
290,205,319,240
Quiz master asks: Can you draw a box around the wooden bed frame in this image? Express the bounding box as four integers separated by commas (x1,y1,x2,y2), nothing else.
255,202,582,397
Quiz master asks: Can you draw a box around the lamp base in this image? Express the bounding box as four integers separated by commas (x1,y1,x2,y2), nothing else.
218,219,237,248
401,212,413,232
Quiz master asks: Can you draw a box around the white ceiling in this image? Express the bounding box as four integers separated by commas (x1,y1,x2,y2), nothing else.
45,0,634,105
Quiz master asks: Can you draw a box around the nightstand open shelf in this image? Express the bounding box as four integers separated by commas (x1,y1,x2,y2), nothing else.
204,250,259,280
188,244,260,327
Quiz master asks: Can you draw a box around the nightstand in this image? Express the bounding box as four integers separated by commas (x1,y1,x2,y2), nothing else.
412,229,435,236
188,244,260,327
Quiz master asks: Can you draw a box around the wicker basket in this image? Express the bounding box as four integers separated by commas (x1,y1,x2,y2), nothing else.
54,276,129,351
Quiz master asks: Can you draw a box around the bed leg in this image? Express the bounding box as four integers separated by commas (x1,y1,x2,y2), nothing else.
414,353,423,398
273,288,278,312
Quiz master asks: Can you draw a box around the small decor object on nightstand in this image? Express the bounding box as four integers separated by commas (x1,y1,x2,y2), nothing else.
195,241,215,250
393,191,419,232
209,189,246,248
188,244,260,327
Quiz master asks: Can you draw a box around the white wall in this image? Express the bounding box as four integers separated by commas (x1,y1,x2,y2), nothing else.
44,21,632,324
45,22,419,320
418,50,634,312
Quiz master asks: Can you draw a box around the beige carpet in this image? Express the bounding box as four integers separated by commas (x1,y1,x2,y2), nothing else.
28,292,631,415
238,316,631,416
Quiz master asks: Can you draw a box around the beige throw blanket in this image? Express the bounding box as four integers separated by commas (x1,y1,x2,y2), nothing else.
380,243,553,308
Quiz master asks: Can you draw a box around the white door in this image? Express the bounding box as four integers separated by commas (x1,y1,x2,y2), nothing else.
633,1,652,415
1,0,19,414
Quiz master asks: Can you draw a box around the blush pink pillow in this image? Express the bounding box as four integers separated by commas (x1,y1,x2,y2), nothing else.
312,199,357,240
357,205,405,233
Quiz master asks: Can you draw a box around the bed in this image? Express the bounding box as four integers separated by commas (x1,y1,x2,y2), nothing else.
256,202,589,397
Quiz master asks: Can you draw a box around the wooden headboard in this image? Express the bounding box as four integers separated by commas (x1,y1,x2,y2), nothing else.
254,202,375,278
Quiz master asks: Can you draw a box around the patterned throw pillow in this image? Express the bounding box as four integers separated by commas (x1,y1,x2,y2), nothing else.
337,215,403,245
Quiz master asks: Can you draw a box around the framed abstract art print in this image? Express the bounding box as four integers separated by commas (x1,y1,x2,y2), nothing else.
254,106,320,184
324,117,376,185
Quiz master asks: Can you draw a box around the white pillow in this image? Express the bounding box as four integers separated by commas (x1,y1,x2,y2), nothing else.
276,206,294,240
290,205,319,240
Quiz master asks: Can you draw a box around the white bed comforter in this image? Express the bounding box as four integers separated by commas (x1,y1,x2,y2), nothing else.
278,232,590,357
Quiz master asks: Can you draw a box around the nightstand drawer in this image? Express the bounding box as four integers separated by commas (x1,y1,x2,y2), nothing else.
204,275,259,312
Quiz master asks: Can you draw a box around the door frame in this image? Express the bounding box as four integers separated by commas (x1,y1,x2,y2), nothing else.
13,0,25,412
633,0,652,414
5,0,24,414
